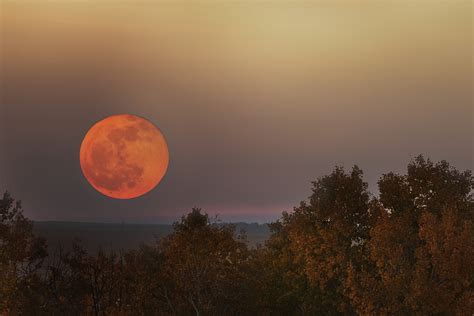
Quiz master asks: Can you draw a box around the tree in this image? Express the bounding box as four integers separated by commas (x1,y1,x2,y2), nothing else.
260,166,373,314
159,208,256,315
42,242,90,314
347,156,474,314
42,242,126,315
1,155,472,314
411,207,473,314
254,213,325,315
121,244,168,314
0,191,47,314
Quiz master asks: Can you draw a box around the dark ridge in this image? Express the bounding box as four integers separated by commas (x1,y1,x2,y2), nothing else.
33,221,270,253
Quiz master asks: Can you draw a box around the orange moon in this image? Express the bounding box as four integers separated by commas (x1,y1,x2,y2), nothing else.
80,114,169,199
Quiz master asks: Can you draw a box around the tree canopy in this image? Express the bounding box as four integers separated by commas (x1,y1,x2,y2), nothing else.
1,156,472,315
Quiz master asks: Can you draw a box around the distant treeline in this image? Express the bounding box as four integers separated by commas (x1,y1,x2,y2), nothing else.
33,221,270,254
1,156,472,315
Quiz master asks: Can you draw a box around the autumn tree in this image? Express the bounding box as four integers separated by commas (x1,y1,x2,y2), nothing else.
1,155,472,315
259,166,373,314
253,214,326,315
42,242,127,315
120,244,168,314
39,208,259,315
0,191,47,314
347,156,473,314
42,243,90,314
159,208,256,315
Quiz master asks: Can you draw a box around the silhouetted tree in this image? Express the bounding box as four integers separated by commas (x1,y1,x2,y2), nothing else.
42,242,127,315
0,191,47,313
42,242,90,314
121,244,168,314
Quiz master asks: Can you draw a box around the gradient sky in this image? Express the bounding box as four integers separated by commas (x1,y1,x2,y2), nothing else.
1,1,472,223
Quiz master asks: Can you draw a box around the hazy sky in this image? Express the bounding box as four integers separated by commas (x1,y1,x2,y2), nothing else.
1,1,472,223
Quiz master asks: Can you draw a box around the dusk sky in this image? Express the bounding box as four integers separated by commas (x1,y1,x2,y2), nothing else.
1,1,472,223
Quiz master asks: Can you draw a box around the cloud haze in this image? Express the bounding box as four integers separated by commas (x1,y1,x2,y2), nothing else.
1,1,472,222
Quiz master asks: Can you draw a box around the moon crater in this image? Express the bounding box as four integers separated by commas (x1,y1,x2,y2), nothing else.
80,114,169,199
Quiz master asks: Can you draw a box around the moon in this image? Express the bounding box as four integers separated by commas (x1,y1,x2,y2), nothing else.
80,114,169,199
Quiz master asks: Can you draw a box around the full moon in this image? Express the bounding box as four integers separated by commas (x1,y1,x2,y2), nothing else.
80,114,169,199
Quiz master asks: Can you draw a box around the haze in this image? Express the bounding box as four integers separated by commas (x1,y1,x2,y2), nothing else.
1,1,472,223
